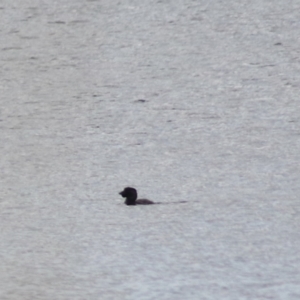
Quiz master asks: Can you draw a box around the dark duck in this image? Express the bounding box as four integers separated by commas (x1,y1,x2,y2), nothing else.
119,187,154,205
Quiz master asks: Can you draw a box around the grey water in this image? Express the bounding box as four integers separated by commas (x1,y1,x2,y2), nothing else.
1,0,300,299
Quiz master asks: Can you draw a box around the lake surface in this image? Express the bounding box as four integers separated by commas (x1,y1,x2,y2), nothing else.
0,0,300,299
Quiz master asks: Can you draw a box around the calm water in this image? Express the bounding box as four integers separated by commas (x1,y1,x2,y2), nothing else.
1,0,300,299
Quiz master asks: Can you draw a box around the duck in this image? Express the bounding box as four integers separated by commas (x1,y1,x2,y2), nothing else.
119,187,154,205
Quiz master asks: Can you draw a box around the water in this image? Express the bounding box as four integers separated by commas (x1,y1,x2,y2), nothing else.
1,0,300,299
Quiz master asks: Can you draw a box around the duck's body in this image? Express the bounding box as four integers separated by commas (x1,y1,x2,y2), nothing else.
119,187,154,205
136,199,154,205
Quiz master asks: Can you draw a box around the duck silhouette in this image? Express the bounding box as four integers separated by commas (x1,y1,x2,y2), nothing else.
119,187,154,205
